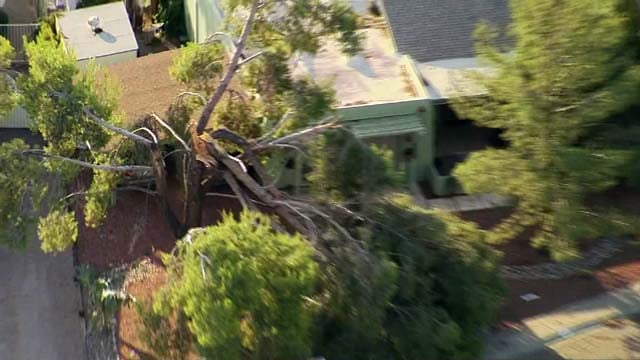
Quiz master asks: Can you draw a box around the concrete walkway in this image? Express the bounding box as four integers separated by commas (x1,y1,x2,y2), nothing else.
0,240,86,359
484,282,640,360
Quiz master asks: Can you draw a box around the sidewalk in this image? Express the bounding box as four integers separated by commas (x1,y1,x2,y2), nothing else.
484,281,640,360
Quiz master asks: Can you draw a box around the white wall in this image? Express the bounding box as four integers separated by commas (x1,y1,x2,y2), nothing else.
76,50,138,69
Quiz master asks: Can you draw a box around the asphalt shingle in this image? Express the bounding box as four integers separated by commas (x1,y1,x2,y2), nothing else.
382,0,511,63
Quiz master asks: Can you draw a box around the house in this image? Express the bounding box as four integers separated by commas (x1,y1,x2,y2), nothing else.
381,0,511,195
56,2,139,68
0,0,47,24
0,1,47,129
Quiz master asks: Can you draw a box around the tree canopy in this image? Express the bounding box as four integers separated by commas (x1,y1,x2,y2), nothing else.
452,0,640,260
147,211,319,360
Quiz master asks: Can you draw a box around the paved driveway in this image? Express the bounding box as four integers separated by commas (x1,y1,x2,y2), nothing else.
0,240,86,359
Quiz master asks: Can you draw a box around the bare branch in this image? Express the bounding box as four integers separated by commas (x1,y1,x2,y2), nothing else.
23,150,153,173
83,108,154,146
254,123,339,153
117,186,158,196
237,51,264,67
149,113,190,150
195,0,261,134
205,192,269,206
222,171,255,210
131,127,158,144
163,148,191,159
176,91,207,103
258,111,293,142
210,128,251,148
228,154,248,173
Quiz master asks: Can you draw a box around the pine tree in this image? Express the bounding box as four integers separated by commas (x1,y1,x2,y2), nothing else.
453,0,640,260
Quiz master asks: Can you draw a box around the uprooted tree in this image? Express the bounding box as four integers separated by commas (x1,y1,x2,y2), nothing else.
0,1,503,358
2,0,361,250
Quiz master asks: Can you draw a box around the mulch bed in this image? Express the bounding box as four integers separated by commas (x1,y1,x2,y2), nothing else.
499,243,640,323
458,195,640,325
117,260,168,360
76,184,242,271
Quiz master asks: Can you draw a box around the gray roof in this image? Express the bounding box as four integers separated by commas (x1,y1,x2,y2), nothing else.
382,0,511,63
58,2,138,61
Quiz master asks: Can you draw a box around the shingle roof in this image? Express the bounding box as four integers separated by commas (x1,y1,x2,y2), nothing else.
382,0,511,63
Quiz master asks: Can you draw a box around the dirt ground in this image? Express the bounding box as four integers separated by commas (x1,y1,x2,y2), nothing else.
0,238,86,359
459,204,640,325
76,184,242,270
117,261,167,360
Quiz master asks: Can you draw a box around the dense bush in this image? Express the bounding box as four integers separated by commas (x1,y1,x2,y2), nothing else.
143,212,319,359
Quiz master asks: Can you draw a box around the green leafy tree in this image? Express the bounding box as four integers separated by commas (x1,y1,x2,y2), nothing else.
0,139,48,248
147,211,319,359
452,0,640,260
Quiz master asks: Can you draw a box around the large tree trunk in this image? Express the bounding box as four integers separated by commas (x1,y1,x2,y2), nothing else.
183,152,203,230
150,143,185,237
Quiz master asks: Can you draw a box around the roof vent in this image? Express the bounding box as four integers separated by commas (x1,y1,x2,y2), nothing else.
88,16,103,34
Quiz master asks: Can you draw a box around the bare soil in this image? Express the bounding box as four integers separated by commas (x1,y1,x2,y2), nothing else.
117,261,167,360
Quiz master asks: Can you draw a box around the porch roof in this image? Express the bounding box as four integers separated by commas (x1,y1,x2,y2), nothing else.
343,114,426,139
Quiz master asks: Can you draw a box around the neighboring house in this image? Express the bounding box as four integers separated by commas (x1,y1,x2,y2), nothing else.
183,0,225,44
0,0,44,128
56,2,139,68
0,0,46,23
382,0,511,195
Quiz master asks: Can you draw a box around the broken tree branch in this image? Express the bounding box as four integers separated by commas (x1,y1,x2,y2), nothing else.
131,127,158,144
237,51,264,67
176,91,207,103
195,0,261,134
222,171,255,210
149,113,190,150
83,108,155,146
22,150,153,173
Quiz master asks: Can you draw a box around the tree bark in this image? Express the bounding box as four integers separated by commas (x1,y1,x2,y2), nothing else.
150,143,185,237
183,152,203,230
195,0,261,134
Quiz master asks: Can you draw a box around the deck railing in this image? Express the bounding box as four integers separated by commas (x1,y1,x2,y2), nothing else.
0,24,40,61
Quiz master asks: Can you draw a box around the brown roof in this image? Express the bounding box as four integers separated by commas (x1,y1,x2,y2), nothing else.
106,50,186,124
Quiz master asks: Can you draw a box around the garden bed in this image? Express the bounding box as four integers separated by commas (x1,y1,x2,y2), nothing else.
499,242,640,324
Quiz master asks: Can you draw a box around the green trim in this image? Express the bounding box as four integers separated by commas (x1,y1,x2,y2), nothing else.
344,114,426,139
